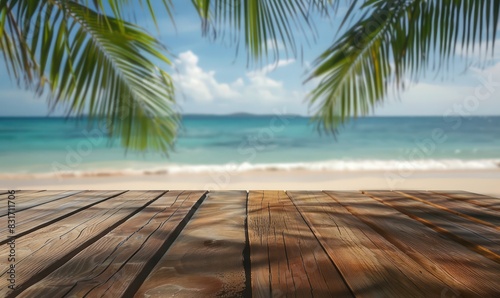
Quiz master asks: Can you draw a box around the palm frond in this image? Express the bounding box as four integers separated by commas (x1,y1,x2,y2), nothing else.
191,0,339,63
90,0,175,30
0,0,39,88
1,0,179,152
308,0,500,131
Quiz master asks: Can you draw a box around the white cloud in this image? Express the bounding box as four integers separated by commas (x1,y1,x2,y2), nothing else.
248,59,296,76
172,50,500,116
375,61,500,116
173,51,302,105
173,51,240,102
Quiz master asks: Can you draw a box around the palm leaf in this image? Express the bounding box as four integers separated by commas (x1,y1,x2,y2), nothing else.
0,0,179,152
191,0,339,63
91,0,175,30
0,0,39,88
308,0,500,132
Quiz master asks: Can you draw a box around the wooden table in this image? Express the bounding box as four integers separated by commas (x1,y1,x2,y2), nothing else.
1,190,499,297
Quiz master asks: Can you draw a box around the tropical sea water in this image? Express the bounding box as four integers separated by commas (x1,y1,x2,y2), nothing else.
0,115,499,177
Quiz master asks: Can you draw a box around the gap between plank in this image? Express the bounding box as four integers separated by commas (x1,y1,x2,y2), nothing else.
396,191,500,231
362,191,500,265
286,191,356,297
0,191,84,217
242,191,252,298
324,191,460,288
0,191,128,245
8,191,169,298
431,191,500,212
121,191,209,297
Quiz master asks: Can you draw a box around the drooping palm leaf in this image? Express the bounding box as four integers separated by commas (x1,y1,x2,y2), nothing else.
0,0,179,152
90,0,175,30
190,0,339,63
308,0,500,131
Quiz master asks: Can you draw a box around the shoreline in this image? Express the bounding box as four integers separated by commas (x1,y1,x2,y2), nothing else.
1,158,500,179
2,168,499,197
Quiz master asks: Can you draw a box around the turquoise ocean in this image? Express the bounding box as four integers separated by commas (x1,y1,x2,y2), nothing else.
0,115,499,178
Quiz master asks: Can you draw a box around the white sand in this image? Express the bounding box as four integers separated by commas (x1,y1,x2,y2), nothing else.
2,169,499,197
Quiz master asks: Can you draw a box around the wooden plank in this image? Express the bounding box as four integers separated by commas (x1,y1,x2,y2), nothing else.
287,191,446,297
0,191,57,206
12,190,77,204
401,191,500,230
364,191,500,264
0,190,124,244
134,190,247,297
0,190,82,216
0,191,164,297
248,190,352,297
18,191,206,298
326,191,500,296
247,190,271,297
0,190,41,196
433,191,500,211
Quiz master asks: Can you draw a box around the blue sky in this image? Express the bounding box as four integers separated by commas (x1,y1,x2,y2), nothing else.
1,1,500,117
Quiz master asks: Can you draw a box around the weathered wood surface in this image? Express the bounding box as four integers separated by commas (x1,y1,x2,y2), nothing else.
0,190,123,243
1,190,500,297
135,190,247,297
400,191,500,229
248,191,352,297
433,191,500,211
365,191,500,263
327,191,500,296
19,191,206,297
0,190,43,197
0,191,163,297
289,191,442,297
0,190,80,216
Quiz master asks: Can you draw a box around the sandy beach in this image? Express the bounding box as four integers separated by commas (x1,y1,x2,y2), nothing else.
2,169,499,197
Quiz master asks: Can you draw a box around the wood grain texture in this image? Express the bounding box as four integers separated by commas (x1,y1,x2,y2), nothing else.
2,190,500,297
19,191,206,298
432,191,500,211
1,191,62,205
0,191,163,297
399,191,500,230
0,190,80,216
0,190,42,197
326,191,500,296
0,190,124,243
248,190,352,297
135,191,247,298
288,191,446,297
247,190,270,298
365,191,500,264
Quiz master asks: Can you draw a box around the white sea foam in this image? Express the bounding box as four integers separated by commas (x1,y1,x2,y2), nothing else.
1,159,499,179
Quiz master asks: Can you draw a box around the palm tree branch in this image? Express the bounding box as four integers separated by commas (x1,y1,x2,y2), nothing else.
2,0,179,152
308,0,410,131
191,0,337,63
308,0,500,132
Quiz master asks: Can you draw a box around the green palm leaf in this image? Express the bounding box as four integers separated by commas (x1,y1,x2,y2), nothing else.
308,0,500,131
191,0,338,62
0,0,179,152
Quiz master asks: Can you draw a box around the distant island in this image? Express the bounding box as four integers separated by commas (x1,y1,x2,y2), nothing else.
182,112,306,118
